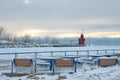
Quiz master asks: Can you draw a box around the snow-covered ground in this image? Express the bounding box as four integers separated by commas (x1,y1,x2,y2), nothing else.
0,46,120,80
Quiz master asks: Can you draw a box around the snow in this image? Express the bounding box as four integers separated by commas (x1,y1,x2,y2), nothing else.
1,66,120,80
0,46,120,80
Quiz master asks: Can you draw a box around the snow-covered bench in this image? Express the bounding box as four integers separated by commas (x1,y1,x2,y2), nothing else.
11,58,34,73
98,57,118,67
55,59,77,73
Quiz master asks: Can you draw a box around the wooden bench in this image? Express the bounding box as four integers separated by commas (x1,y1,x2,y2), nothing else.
98,58,118,67
56,59,73,67
55,59,77,72
11,58,33,73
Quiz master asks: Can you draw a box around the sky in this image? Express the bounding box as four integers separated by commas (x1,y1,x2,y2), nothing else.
0,0,120,38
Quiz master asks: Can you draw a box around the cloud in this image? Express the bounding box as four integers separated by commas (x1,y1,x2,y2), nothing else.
0,0,120,38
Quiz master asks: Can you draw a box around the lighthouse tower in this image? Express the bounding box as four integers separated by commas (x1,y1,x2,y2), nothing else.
78,33,85,46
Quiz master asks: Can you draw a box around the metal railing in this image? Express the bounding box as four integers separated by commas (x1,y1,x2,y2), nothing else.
0,49,120,58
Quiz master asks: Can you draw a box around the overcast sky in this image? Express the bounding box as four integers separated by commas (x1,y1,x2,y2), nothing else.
0,0,120,38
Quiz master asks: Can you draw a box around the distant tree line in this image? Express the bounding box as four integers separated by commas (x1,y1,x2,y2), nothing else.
0,26,12,41
0,26,60,48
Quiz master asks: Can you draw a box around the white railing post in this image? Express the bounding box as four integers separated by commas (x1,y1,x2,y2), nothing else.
77,51,79,56
87,51,89,59
97,50,99,55
51,52,53,57
105,50,107,54
113,49,115,53
15,53,17,58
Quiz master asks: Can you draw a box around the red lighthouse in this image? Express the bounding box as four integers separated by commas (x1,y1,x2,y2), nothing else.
78,33,85,46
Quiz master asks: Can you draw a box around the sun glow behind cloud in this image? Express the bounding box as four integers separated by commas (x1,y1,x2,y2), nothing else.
58,33,79,38
86,32,120,38
16,29,48,37
15,28,120,38
24,0,31,4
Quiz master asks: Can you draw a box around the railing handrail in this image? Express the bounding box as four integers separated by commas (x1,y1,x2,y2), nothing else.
0,49,120,55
